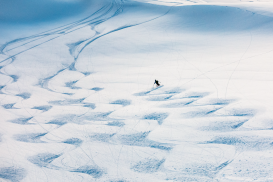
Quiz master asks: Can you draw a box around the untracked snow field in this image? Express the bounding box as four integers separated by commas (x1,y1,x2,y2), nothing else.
1,0,273,181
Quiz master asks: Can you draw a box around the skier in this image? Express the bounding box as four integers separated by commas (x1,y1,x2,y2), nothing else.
154,79,160,87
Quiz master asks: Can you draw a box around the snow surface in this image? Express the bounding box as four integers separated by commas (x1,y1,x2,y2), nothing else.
1,0,273,181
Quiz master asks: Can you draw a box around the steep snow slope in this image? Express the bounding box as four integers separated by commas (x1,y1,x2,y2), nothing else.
1,0,273,181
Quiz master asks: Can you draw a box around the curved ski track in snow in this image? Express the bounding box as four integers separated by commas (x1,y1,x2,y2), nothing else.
1,0,273,181
0,0,172,93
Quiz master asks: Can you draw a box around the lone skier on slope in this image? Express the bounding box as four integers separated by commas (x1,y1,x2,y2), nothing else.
154,79,160,87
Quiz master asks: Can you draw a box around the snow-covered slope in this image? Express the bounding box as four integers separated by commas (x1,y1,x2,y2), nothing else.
1,0,273,181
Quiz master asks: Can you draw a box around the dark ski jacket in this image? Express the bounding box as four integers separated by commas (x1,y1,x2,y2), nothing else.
154,80,160,86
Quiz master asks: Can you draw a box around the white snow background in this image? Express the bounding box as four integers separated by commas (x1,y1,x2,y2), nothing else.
1,0,273,181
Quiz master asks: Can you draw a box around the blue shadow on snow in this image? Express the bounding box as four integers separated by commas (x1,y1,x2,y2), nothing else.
131,158,165,173
143,112,169,125
2,103,16,109
83,103,96,109
147,95,173,101
107,121,125,127
118,131,173,151
90,133,115,142
9,117,33,125
14,133,47,143
63,138,83,146
16,92,31,99
28,153,61,167
65,80,81,89
91,87,104,91
71,165,104,178
32,105,52,112
10,75,19,82
48,98,84,105
110,99,131,106
0,167,26,182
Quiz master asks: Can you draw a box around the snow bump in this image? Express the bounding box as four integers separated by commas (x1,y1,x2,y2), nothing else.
0,167,26,182
16,92,31,99
2,103,15,109
131,158,165,173
28,153,61,168
91,87,104,91
71,165,105,178
110,99,131,106
63,138,83,146
143,112,169,125
48,98,85,105
106,121,125,127
14,133,47,143
32,105,52,112
9,117,33,125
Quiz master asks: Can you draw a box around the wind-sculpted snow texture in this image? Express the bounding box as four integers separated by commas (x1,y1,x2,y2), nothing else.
1,0,273,181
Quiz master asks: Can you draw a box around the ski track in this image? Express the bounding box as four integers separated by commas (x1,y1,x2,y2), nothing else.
0,0,169,95
1,0,273,181
0,82,266,181
0,0,124,94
